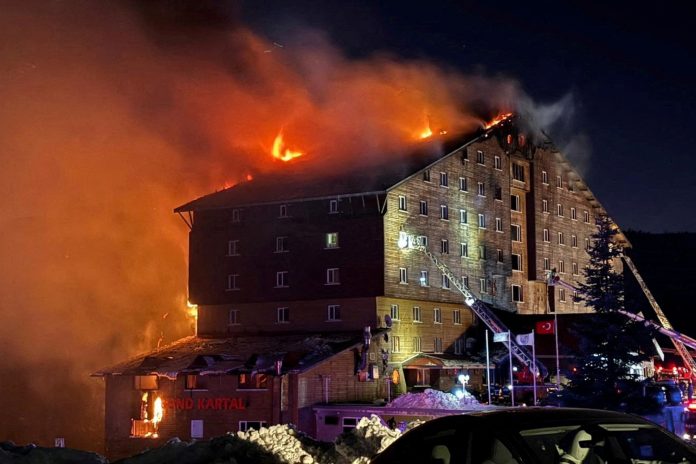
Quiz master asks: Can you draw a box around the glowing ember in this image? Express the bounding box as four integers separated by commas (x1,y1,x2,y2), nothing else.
272,131,303,161
418,127,433,139
484,112,514,129
186,300,198,319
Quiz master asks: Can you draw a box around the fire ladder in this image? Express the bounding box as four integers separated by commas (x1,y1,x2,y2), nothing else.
402,234,547,377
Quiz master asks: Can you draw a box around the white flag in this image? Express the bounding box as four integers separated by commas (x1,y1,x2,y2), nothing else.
493,331,509,343
515,332,534,346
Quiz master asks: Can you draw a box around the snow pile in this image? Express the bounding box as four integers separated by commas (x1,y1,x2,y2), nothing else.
387,388,483,409
334,415,402,464
236,424,327,463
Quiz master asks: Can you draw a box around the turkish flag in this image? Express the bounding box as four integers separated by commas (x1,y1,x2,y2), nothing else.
536,320,555,334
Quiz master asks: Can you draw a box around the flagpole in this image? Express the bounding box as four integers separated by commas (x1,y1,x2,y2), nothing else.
554,312,560,390
532,332,537,405
508,331,514,407
485,329,491,405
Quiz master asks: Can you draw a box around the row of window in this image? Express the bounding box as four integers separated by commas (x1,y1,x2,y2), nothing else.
227,232,339,256
541,229,591,249
389,304,462,324
229,198,345,223
422,150,525,179
226,268,341,291
391,335,465,354
541,170,574,192
226,304,343,326
542,258,581,275
541,200,591,222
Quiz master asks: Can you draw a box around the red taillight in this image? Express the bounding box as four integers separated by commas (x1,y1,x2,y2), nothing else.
687,402,696,411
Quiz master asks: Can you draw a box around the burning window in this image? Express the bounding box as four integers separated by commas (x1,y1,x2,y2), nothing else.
130,390,163,439
185,374,208,391
238,374,269,390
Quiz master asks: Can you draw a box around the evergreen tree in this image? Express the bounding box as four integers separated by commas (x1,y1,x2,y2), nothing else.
565,215,653,408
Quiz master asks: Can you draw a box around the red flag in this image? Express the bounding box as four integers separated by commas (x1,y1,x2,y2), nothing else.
536,320,555,334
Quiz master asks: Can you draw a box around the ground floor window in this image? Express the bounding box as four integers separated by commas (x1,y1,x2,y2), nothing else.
191,419,204,438
342,417,359,433
239,420,268,432
130,391,163,438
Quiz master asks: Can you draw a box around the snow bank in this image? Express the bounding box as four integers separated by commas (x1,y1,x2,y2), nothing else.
387,388,485,410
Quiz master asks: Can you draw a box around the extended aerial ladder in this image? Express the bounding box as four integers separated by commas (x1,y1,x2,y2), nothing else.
547,257,696,377
398,232,547,377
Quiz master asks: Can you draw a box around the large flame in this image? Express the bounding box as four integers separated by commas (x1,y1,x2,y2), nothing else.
272,131,303,162
152,396,163,426
484,112,514,129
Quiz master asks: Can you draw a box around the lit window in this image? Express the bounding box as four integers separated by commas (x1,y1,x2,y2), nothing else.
279,204,288,218
542,199,549,213
419,200,428,216
325,232,339,249
441,274,450,290
512,162,525,182
543,229,550,242
277,307,289,323
441,239,449,254
276,271,288,288
476,150,485,165
434,307,442,323
571,207,577,220
228,309,239,325
326,268,340,285
419,270,429,287
133,375,158,390
453,309,462,325
398,195,407,211
275,236,288,253
440,204,449,220
227,274,240,291
460,209,468,225
227,240,239,256
399,267,408,284
511,224,522,242
440,172,448,187
512,285,524,302
328,304,341,321
185,374,207,391
512,254,522,271
413,336,422,352
329,199,338,214
390,304,400,320
412,306,422,322
511,194,520,212
460,242,468,258
478,213,486,229
459,177,468,192
494,156,502,170
495,217,503,232
542,170,548,184
478,182,485,196
238,375,269,390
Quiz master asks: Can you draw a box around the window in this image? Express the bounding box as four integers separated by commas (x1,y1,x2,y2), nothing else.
511,254,522,271
478,213,486,228
511,224,521,242
451,309,462,326
459,177,468,192
419,200,428,216
494,186,502,201
185,374,207,391
326,268,340,285
133,375,158,390
423,169,431,182
277,307,289,323
584,210,590,223
497,249,504,263
228,309,239,325
238,373,269,390
462,275,469,288
480,278,488,293
191,420,204,439
434,337,443,353
413,336,422,352
390,304,400,320
441,239,449,254
477,182,485,196
495,217,503,232
412,306,422,322
227,274,240,291
454,338,464,355
558,232,565,245
512,284,524,302
460,209,468,225
440,204,449,220
275,236,288,253
460,242,469,258
239,420,268,432
399,267,408,284
461,150,469,162
232,208,241,223
434,307,442,323
559,288,567,302
542,199,549,213
417,235,428,247
573,291,580,303
494,155,502,170
556,175,563,188
543,229,550,242
328,304,341,321
557,203,564,217
476,150,485,165
341,418,358,433
512,162,525,182
542,170,548,184
398,195,407,211
572,262,579,275
276,271,288,288
439,172,448,187
558,260,565,273
227,240,239,256
543,257,550,271
571,234,578,248
511,194,520,212
441,274,450,290
325,232,339,249
419,270,429,287
329,199,338,214
479,245,487,260
279,204,288,218
571,207,577,220
391,335,401,352
585,237,591,250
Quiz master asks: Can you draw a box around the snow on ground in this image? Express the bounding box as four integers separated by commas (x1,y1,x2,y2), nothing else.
387,387,491,410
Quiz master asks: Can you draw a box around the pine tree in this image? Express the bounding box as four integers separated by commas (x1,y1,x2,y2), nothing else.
566,215,653,408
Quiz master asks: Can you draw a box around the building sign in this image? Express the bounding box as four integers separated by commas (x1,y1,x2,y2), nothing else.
163,397,246,411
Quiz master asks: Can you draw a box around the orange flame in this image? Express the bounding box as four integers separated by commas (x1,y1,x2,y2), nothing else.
484,112,514,129
151,396,163,438
272,131,303,161
418,126,433,139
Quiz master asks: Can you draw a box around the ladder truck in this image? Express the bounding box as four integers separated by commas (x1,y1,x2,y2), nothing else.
546,257,696,379
398,232,547,378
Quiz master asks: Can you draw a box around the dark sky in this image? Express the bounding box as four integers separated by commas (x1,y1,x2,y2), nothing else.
242,0,696,233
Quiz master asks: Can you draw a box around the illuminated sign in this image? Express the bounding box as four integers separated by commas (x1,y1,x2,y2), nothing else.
163,397,246,411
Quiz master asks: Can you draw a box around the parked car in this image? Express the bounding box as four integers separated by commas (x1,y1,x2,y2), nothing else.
370,407,696,464
684,401,696,439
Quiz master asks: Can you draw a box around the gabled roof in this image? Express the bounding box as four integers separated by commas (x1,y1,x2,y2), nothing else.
93,330,387,379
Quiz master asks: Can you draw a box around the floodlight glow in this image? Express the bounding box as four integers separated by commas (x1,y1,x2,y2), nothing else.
454,389,464,399
458,374,466,384
397,232,409,249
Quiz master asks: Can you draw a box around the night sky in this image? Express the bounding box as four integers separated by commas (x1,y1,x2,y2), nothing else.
243,0,696,233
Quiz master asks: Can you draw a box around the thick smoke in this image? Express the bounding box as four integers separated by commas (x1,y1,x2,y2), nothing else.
0,0,530,451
